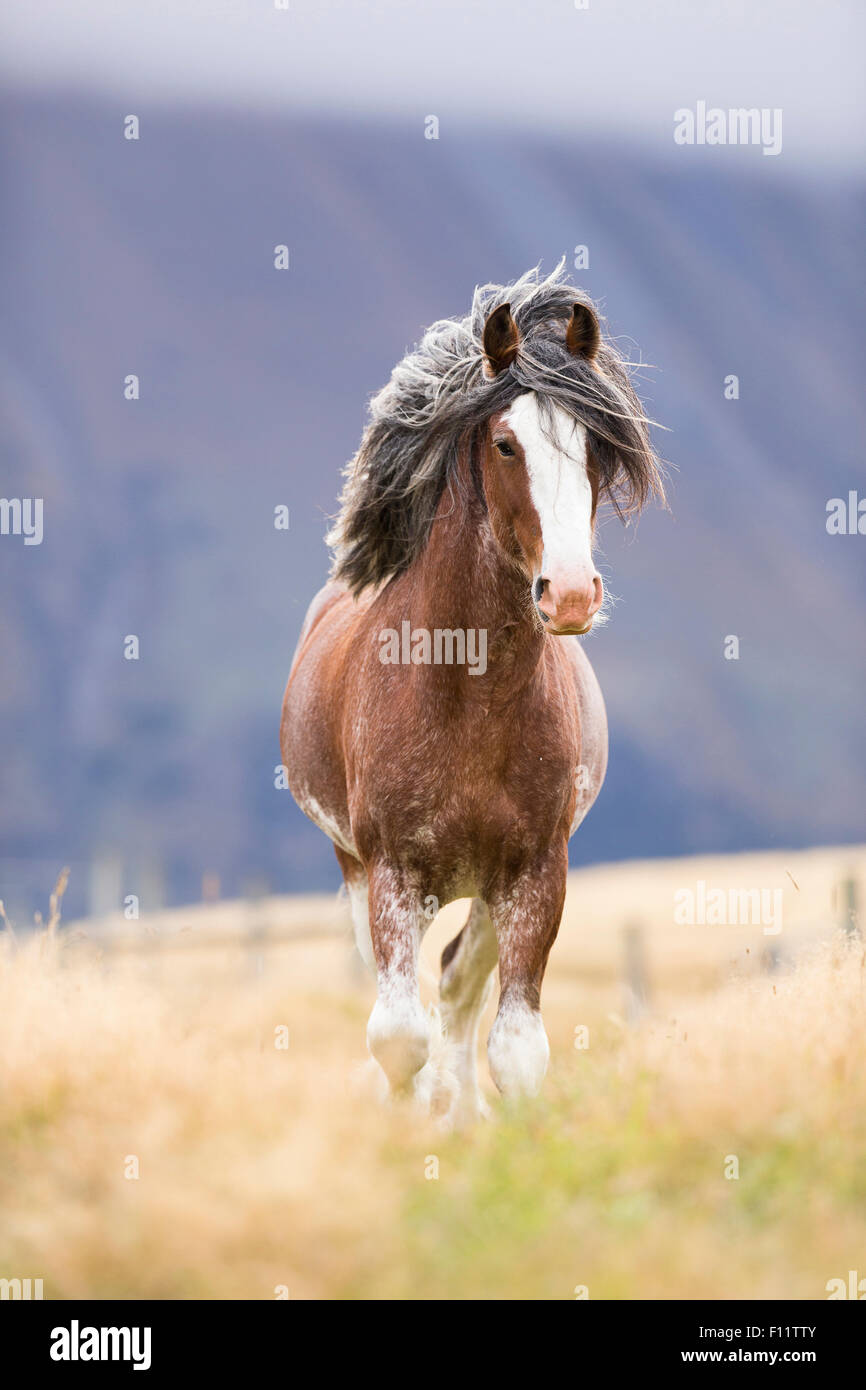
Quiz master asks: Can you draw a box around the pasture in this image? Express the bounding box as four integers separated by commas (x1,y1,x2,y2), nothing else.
1,845,864,1300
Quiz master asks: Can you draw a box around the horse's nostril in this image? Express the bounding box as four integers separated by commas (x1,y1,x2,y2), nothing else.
533,577,546,604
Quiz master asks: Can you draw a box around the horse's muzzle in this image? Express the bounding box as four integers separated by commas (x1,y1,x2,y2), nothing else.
535,571,603,635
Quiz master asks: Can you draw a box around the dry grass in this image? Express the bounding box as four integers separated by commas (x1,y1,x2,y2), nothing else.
1,847,864,1300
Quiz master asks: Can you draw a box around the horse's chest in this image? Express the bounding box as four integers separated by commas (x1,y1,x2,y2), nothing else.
355,708,579,870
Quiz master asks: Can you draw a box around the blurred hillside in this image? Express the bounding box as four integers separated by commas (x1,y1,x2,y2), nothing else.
1,92,864,915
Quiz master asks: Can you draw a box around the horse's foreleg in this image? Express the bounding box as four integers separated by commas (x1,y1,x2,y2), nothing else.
335,847,373,971
439,899,498,1122
364,865,433,1097
486,846,568,1099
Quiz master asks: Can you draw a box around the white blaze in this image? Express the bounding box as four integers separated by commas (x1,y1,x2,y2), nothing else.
502,393,594,582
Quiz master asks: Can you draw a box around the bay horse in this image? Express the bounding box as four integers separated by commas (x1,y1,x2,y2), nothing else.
281,265,662,1123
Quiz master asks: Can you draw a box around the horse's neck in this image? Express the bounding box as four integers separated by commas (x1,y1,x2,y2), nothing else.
397,463,544,689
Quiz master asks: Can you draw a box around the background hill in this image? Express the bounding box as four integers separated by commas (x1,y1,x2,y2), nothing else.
1,92,864,915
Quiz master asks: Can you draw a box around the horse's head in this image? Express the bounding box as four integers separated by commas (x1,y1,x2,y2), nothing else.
480,301,607,636
329,267,662,604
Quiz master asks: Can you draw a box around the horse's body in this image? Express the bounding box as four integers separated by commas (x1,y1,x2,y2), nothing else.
281,266,660,1122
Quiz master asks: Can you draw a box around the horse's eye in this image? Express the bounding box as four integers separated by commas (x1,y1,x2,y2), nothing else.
495,439,515,458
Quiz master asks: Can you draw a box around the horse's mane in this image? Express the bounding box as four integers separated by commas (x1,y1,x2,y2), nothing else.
328,261,665,596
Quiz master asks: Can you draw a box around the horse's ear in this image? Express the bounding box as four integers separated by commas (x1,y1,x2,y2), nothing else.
482,302,520,378
565,302,601,361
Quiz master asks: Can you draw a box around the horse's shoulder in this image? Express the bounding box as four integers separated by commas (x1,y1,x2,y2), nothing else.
544,633,600,697
296,580,351,644
289,581,366,665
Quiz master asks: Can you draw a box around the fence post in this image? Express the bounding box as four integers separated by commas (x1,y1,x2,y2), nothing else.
839,876,860,938
243,876,270,978
88,852,123,920
623,921,649,1024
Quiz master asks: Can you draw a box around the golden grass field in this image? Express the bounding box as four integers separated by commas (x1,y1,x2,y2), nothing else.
1,845,865,1300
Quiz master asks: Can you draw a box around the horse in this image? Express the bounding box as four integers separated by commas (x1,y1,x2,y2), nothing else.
280,264,663,1123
